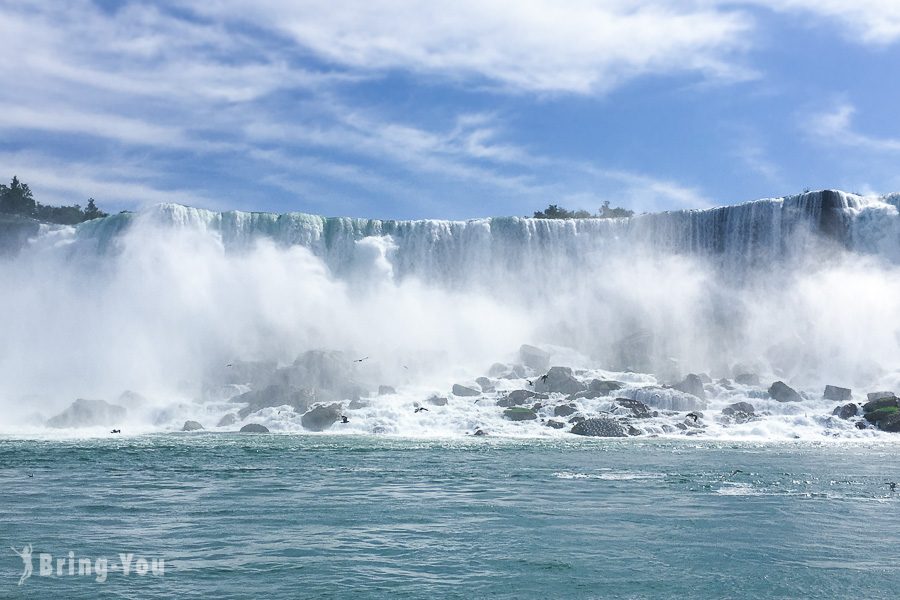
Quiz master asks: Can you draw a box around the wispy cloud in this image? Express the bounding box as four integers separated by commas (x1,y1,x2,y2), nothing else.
806,102,900,152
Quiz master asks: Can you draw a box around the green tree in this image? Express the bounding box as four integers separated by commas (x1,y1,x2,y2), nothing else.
0,176,36,216
83,198,107,220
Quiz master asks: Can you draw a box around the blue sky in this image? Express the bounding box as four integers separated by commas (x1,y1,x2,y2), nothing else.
2,0,900,219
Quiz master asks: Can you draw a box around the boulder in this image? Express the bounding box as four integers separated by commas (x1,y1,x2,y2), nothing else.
832,403,859,419
533,367,586,396
877,413,900,433
473,429,488,436
46,399,127,428
425,395,449,407
497,390,546,407
721,402,755,424
217,413,238,427
239,423,269,433
452,383,481,397
588,379,625,395
623,387,707,412
722,402,755,416
503,407,537,421
571,418,627,437
867,391,897,403
865,406,900,425
568,416,585,424
862,396,899,414
300,403,342,432
674,374,706,400
734,373,761,386
768,381,802,403
824,385,852,402
545,420,566,429
348,398,369,410
378,385,396,395
475,377,495,393
613,398,652,419
519,344,551,372
181,420,204,432
231,385,315,419
553,404,578,417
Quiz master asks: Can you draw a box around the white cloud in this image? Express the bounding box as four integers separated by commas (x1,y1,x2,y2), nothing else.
746,0,900,45
806,102,900,152
184,0,756,94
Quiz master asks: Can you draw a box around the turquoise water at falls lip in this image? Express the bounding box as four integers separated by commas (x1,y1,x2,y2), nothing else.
2,436,900,598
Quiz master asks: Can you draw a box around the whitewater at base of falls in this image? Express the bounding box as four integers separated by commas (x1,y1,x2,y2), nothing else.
0,189,899,440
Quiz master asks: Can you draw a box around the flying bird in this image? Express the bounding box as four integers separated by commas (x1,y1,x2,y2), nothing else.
888,482,897,492
414,407,429,413
353,357,369,363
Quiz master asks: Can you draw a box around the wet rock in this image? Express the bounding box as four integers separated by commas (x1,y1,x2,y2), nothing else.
497,390,546,407
568,390,607,401
625,424,642,436
867,391,898,403
698,373,712,384
768,381,802,403
721,402,754,424
855,420,869,430
426,395,448,407
568,415,585,424
519,344,551,372
533,366,586,396
475,377,495,393
614,398,652,419
824,385,851,402
378,385,396,395
239,423,269,433
473,429,488,436
624,387,707,412
571,418,627,437
300,403,342,432
232,385,315,419
452,383,481,397
554,404,578,417
503,407,537,421
734,373,761,386
674,374,706,400
268,350,365,402
545,419,566,429
181,420,203,431
879,413,900,433
217,413,237,427
862,395,899,413
46,399,127,428
348,398,369,410
865,406,900,426
832,403,859,419
588,379,625,395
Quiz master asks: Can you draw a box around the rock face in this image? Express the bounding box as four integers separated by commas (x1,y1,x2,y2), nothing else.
571,418,627,437
674,374,706,400
867,391,897,403
181,420,204,431
452,383,481,397
378,385,396,395
497,390,546,407
46,399,127,428
876,413,900,433
768,381,802,403
533,367,586,396
503,407,537,421
217,413,237,427
232,385,315,419
301,403,342,431
545,420,565,429
832,404,859,420
519,344,551,372
824,385,852,402
239,423,269,433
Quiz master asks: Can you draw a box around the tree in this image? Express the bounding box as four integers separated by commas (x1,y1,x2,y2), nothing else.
597,200,634,219
0,176,36,216
533,201,634,220
83,198,108,220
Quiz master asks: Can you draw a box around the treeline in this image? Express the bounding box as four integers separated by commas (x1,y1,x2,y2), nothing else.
533,200,634,220
0,176,108,225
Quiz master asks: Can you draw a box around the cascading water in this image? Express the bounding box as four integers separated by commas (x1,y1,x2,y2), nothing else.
1,190,899,438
